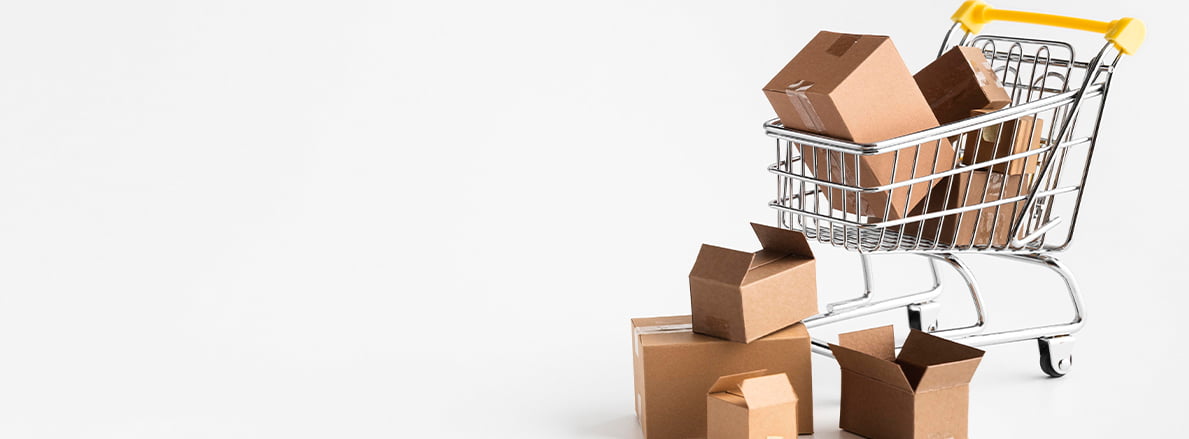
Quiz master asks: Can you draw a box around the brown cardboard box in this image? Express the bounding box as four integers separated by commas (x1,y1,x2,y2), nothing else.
828,326,985,439
689,223,817,343
915,46,1011,125
901,170,1027,247
632,316,813,439
763,31,957,220
961,108,1045,175
707,370,798,439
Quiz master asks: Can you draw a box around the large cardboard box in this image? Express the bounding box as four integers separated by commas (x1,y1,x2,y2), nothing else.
901,170,1027,247
707,370,798,439
632,316,813,439
915,46,1012,125
828,326,985,439
763,31,956,220
689,223,817,343
961,109,1045,175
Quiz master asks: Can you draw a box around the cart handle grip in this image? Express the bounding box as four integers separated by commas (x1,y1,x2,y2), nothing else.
951,0,1145,55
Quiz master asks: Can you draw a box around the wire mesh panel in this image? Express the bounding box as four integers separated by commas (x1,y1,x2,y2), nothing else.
768,35,1120,254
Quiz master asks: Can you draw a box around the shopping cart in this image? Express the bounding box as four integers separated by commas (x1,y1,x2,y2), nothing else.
765,1,1144,376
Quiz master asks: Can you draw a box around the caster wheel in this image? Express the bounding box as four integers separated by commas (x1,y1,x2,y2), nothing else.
907,302,941,332
1038,336,1076,378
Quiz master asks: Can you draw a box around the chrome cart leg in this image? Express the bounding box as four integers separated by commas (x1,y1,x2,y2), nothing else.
934,253,1085,376
824,253,876,313
919,253,988,338
805,253,945,356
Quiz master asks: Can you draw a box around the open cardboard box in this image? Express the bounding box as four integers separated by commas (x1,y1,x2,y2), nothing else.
689,223,818,343
707,370,799,439
632,316,813,439
828,326,985,439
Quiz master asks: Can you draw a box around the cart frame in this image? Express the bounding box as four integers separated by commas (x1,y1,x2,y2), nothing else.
764,1,1143,376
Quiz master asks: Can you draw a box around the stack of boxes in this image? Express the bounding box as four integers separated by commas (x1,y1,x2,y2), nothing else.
632,224,817,439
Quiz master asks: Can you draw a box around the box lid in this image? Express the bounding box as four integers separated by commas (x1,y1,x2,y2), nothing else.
828,326,914,392
896,330,985,392
689,244,754,286
830,326,985,393
708,370,797,408
690,224,814,287
751,223,814,259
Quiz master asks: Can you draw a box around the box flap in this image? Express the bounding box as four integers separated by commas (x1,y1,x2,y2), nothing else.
738,373,798,408
838,325,896,361
708,369,770,395
689,244,755,286
896,330,985,391
707,370,796,409
750,223,814,259
829,344,913,392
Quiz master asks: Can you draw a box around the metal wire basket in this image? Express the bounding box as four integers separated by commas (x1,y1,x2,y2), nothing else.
765,0,1144,376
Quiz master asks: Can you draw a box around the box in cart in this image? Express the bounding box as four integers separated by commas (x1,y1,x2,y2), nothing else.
689,223,817,343
900,170,1028,247
707,370,799,439
632,316,813,439
763,31,957,220
829,326,984,439
961,108,1045,175
915,46,1012,125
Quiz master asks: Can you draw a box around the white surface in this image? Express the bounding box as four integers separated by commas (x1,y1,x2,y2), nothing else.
0,0,1184,437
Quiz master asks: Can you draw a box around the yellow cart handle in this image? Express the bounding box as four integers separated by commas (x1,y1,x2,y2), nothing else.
951,0,1145,55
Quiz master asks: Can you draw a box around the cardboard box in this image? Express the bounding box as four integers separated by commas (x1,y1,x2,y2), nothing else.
829,326,985,439
707,370,798,439
763,31,956,220
961,108,1045,175
632,316,813,439
901,170,1028,247
915,46,1012,125
689,223,817,343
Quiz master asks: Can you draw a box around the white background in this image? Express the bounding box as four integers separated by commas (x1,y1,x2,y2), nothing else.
0,0,1184,437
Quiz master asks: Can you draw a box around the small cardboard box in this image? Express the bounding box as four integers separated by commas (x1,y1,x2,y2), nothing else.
829,326,985,439
689,223,817,343
632,316,813,439
961,108,1045,175
763,31,956,220
707,370,799,439
915,46,1012,125
901,170,1028,247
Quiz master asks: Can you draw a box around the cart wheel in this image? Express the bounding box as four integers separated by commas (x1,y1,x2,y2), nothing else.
907,302,940,332
1038,336,1076,378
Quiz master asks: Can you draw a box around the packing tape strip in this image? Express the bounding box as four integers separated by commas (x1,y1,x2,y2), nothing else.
633,323,693,357
785,80,825,133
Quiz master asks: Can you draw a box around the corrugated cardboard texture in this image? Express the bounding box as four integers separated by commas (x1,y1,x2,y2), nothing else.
763,31,955,221
689,224,818,343
915,46,1011,125
840,370,915,439
961,109,1045,175
828,327,985,439
632,316,813,439
899,170,1028,247
707,371,798,439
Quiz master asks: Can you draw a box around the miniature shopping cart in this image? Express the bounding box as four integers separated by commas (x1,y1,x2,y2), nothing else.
765,1,1144,376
